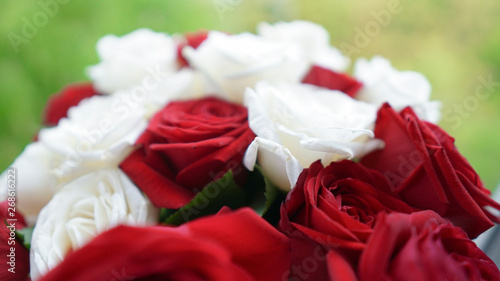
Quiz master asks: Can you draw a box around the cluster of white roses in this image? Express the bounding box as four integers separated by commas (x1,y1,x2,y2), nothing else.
0,20,440,280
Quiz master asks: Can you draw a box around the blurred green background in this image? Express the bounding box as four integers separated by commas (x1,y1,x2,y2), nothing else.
1,0,499,191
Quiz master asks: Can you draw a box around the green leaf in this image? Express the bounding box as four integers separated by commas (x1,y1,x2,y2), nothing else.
15,227,34,250
259,166,281,216
253,165,288,226
163,170,247,226
158,208,176,222
243,166,267,215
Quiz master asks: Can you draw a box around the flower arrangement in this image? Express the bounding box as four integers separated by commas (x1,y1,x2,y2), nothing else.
1,20,499,281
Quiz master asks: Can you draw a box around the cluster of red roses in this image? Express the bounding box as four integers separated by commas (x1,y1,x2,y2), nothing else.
279,104,500,280
2,29,500,281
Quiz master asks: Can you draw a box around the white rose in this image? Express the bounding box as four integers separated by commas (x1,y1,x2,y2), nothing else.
39,94,147,182
88,28,178,94
243,82,383,190
257,20,350,72
182,31,309,103
354,56,441,123
30,169,158,281
0,94,147,224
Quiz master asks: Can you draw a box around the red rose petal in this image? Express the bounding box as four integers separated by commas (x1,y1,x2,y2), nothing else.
327,250,358,281
177,31,209,68
119,149,195,209
185,208,290,281
302,65,363,97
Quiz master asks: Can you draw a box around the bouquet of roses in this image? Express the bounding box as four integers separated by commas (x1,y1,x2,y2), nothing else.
1,20,499,281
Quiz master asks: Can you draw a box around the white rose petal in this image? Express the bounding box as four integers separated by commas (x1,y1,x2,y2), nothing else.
243,82,383,190
88,28,178,94
183,31,309,103
354,56,441,123
30,169,158,281
121,68,206,118
257,20,350,72
244,137,303,191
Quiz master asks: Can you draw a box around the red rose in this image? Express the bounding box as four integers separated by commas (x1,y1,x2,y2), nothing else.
43,83,100,126
361,104,500,238
120,97,255,208
177,31,209,68
279,160,414,280
39,208,290,281
359,211,500,281
302,65,363,97
0,201,29,281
